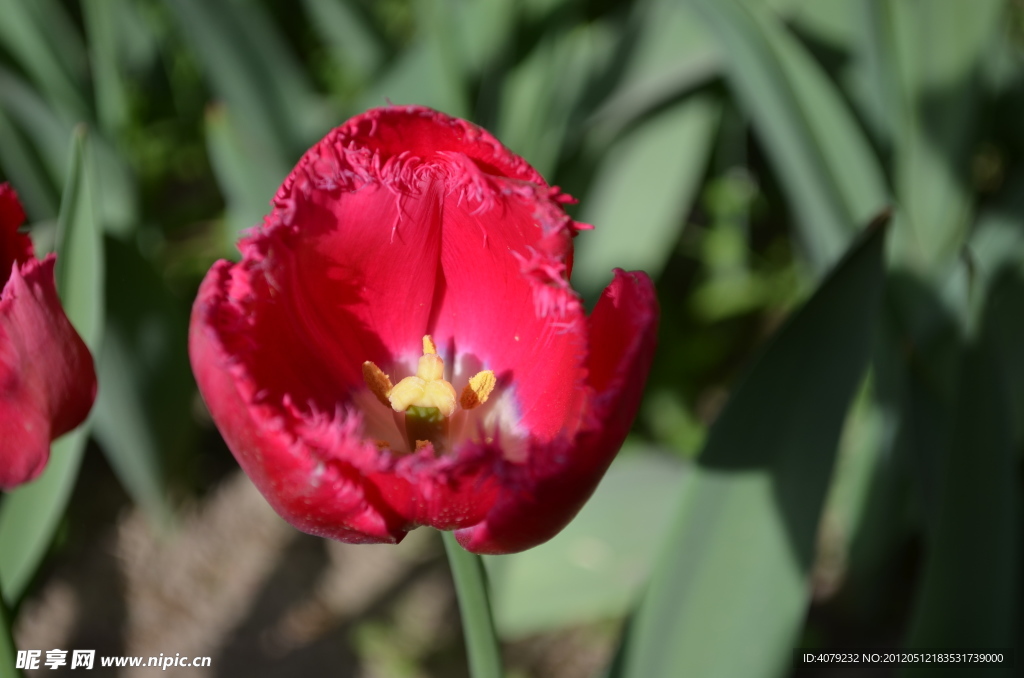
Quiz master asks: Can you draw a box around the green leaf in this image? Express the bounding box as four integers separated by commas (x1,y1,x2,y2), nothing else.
0,429,88,605
574,96,720,296
0,66,137,234
443,532,503,678
968,185,1024,445
900,276,1022,665
859,0,1001,270
54,128,103,350
92,329,173,531
92,237,194,530
0,586,22,677
0,0,88,121
588,0,720,138
360,40,468,120
486,450,684,637
358,0,474,120
447,0,517,77
300,0,385,83
164,0,330,165
205,105,287,253
612,219,887,678
0,127,103,605
497,25,607,177
0,65,72,188
0,107,58,219
82,0,130,135
690,0,888,274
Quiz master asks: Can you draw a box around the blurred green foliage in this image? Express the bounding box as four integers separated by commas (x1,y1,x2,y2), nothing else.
1,0,1022,676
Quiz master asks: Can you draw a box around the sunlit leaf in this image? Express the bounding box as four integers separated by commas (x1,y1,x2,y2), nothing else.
0,0,88,120
860,0,1001,269
486,450,684,637
612,220,886,678
588,0,720,138
497,25,608,177
205,105,286,253
690,0,888,273
574,96,720,296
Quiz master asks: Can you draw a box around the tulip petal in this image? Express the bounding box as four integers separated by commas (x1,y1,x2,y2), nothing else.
455,269,659,554
0,256,97,490
0,183,32,287
189,261,406,542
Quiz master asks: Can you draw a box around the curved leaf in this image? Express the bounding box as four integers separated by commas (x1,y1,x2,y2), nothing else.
613,218,887,678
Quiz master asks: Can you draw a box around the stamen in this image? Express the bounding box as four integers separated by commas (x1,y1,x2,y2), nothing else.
460,370,496,410
362,361,394,407
359,334,500,455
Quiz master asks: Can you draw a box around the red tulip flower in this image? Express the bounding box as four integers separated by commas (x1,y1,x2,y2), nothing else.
0,184,97,490
190,106,658,554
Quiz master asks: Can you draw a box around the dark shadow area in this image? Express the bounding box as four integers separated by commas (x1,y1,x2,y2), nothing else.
213,533,451,678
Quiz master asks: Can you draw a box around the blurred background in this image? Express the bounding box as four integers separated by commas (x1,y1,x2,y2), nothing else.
0,0,1022,676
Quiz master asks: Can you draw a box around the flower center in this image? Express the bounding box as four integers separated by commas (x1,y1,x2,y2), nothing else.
362,335,496,453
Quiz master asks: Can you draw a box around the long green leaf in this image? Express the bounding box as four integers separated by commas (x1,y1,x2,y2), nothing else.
82,0,130,135
0,127,103,605
0,108,58,219
574,96,720,296
92,237,196,531
860,0,1001,270
53,128,103,350
0,590,21,678
497,25,605,177
0,66,137,234
0,65,72,187
691,0,887,274
93,330,173,531
164,0,329,165
486,450,684,637
300,0,385,84
613,218,887,678
0,0,88,121
205,105,287,253
588,0,720,138
901,274,1021,665
443,532,503,678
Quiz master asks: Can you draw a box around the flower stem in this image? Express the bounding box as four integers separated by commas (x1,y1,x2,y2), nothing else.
441,531,503,678
0,588,23,678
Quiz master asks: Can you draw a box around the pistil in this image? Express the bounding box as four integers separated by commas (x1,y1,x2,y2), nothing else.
363,335,496,453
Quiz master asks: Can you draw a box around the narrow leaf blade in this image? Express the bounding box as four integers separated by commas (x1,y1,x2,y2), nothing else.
614,219,887,678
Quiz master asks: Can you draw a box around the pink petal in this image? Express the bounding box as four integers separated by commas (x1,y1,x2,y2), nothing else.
455,269,659,554
0,256,97,490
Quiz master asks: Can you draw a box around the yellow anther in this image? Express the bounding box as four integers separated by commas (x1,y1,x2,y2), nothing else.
459,370,496,410
362,361,394,408
423,335,437,355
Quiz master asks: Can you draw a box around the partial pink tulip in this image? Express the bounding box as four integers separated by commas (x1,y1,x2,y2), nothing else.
0,183,97,490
